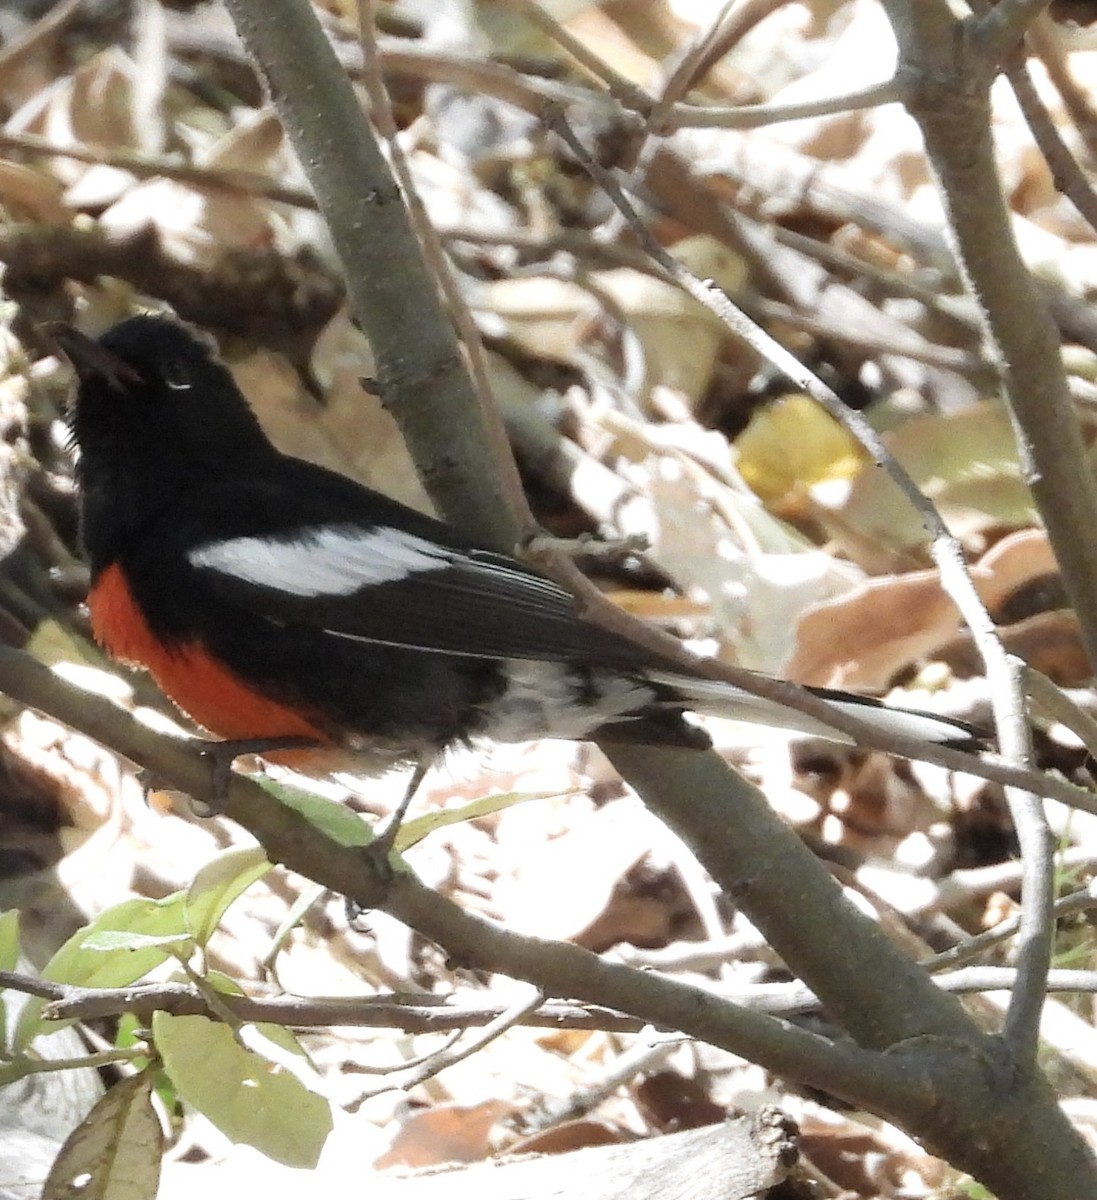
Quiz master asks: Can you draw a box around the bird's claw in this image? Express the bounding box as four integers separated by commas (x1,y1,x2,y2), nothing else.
197,735,321,813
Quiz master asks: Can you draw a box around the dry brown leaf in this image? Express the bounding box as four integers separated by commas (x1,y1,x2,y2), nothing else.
798,1115,946,1197
633,1070,725,1132
228,315,432,514
562,6,663,88
9,47,140,174
199,107,283,173
99,107,303,264
375,1099,514,1169
308,312,433,512
0,159,68,222
508,1119,626,1156
940,609,1089,686
577,890,675,954
974,526,1059,612
6,43,161,213
788,568,968,689
790,529,1069,689
824,754,939,849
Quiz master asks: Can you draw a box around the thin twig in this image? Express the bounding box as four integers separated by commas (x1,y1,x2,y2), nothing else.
375,45,613,115
660,77,908,132
525,1036,681,1132
750,296,987,376
708,965,1097,1015
501,0,652,114
972,0,1055,66
1027,14,1097,162
0,130,318,209
0,1048,143,1081
985,2,1097,238
921,881,1097,972
768,224,978,330
1007,63,1097,235
645,0,740,140
930,847,1097,910
0,969,647,1031
654,0,793,114
362,988,546,1096
941,965,1097,994
998,657,1053,1068
354,1028,464,1075
1025,665,1097,756
0,970,62,1001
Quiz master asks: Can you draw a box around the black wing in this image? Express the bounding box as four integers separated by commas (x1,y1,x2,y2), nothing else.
175,462,654,669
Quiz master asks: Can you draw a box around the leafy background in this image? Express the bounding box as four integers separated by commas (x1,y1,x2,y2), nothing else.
2,0,1097,1196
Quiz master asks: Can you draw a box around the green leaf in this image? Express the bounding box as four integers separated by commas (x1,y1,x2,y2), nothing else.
0,909,20,972
44,896,190,987
12,1000,47,1053
203,970,245,997
15,895,190,1051
115,1014,150,1061
153,1012,332,1168
0,909,20,1052
184,846,272,947
264,781,376,846
395,790,575,851
81,931,195,954
42,1069,162,1200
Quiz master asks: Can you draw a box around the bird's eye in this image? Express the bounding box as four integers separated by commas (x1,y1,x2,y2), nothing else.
161,360,191,391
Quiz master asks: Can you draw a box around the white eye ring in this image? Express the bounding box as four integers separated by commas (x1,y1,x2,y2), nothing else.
162,360,191,391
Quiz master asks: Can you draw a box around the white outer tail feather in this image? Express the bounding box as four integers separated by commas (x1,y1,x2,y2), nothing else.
646,671,970,746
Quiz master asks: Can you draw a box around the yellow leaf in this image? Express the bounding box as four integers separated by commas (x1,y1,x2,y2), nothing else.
737,394,864,504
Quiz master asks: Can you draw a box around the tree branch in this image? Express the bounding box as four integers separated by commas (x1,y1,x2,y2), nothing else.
221,0,519,551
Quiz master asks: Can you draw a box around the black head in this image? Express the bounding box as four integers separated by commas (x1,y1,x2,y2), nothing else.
55,316,270,470
53,316,274,567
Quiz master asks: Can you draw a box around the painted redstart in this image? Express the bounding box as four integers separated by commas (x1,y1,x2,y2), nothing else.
53,316,977,790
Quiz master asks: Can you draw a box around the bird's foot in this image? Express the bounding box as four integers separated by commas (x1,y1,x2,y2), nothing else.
344,761,429,920
196,735,322,814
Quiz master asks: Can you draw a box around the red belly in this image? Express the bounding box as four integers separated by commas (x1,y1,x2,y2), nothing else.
87,562,327,744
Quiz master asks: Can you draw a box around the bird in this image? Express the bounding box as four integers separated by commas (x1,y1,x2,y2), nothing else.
52,314,977,806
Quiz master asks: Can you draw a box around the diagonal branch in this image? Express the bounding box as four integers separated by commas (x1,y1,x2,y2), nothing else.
0,645,918,1115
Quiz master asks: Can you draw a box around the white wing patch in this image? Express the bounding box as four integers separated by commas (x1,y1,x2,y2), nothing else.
188,525,453,597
